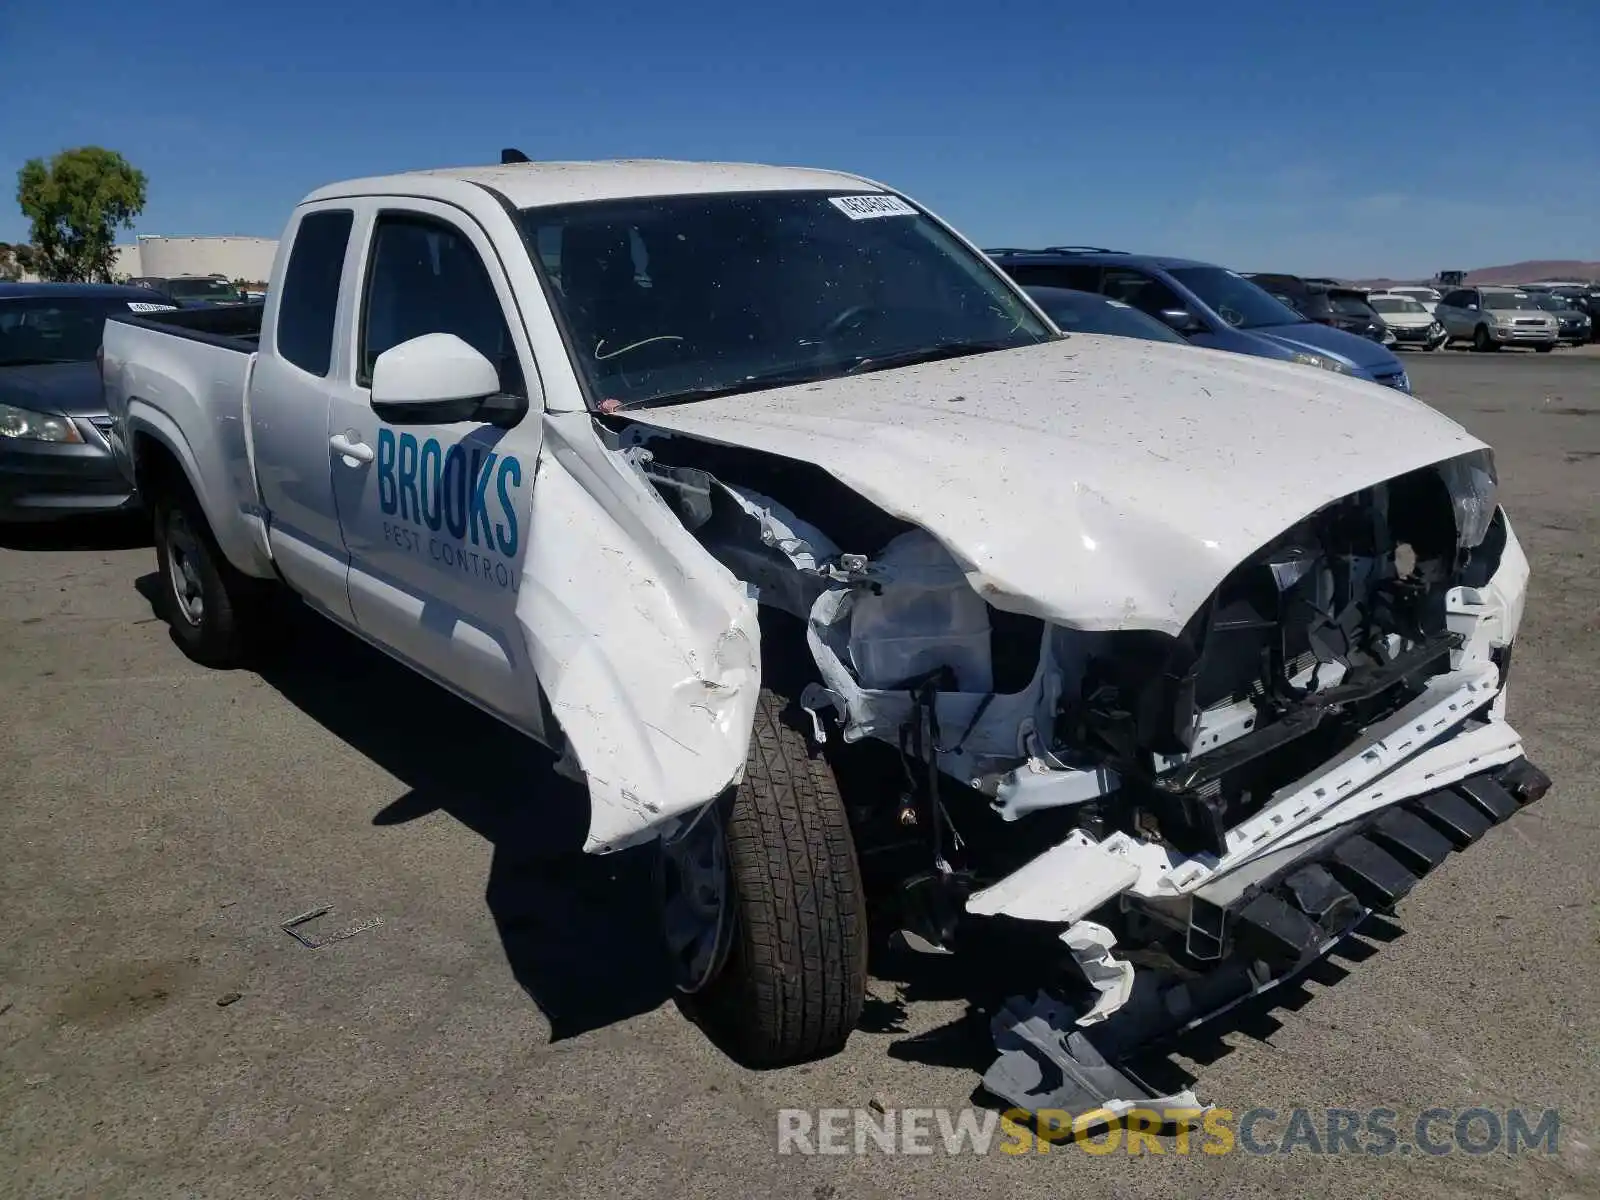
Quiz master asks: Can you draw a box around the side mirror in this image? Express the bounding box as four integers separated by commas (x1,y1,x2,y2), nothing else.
1158,307,1203,333
1465,304,1478,311
369,332,519,425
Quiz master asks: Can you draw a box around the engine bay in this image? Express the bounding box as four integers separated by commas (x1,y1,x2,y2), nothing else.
619,413,1508,873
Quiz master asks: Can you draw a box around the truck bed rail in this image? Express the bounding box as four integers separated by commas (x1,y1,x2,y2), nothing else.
108,303,263,353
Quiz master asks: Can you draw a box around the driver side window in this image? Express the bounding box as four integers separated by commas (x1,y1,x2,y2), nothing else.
1101,268,1182,317
359,213,524,395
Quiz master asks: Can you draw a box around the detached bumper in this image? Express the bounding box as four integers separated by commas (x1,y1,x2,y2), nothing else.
983,755,1552,1120
0,425,135,522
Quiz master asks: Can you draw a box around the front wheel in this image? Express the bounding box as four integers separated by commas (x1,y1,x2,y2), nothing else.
1473,325,1497,352
674,688,868,1067
1536,344,1554,353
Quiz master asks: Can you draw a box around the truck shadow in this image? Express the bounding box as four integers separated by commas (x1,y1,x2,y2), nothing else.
133,578,673,1042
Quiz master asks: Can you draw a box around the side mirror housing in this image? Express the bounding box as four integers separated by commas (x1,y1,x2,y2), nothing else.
369,332,520,425
1158,307,1203,334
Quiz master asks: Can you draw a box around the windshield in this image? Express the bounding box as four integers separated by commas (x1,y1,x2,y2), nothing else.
518,191,1051,409
166,278,240,300
1371,296,1426,314
1532,294,1573,311
0,296,169,366
1026,287,1186,344
1167,267,1304,329
1482,292,1541,311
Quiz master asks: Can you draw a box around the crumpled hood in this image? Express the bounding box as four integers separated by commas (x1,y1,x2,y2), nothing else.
0,360,104,416
625,337,1485,635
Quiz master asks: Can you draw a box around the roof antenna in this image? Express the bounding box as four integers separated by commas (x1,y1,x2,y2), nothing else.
500,147,531,164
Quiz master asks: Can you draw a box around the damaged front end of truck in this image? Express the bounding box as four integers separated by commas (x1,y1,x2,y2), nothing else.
600,380,1546,1113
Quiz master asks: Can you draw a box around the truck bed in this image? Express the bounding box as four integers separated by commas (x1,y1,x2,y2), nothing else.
108,302,263,353
102,302,273,580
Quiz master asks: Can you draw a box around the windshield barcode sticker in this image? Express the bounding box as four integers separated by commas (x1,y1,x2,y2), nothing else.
126,301,179,312
829,194,916,220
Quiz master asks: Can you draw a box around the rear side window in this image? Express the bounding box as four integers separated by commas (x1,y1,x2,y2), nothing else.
275,210,353,376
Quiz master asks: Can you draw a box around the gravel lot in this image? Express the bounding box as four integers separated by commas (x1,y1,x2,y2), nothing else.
2,349,1597,1199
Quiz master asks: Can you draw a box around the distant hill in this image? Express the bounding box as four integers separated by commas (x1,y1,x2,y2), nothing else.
1356,260,1600,288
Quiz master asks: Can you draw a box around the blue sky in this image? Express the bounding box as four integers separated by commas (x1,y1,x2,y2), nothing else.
1,0,1595,277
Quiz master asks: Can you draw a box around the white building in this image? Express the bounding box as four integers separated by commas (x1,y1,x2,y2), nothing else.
114,235,278,284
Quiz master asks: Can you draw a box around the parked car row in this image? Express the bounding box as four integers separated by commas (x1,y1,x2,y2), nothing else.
1373,281,1597,346
995,251,1597,358
989,248,1412,388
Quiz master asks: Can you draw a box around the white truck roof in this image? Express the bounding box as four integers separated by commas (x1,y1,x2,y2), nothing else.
302,159,884,210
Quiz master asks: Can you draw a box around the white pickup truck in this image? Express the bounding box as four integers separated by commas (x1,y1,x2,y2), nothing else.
102,158,1548,1108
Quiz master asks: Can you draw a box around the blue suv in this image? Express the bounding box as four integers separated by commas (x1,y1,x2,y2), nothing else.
989,248,1411,392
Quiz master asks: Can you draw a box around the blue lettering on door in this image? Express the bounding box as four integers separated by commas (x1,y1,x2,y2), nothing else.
375,427,525,578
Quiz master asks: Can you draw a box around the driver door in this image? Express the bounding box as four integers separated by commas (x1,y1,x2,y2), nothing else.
327,200,546,729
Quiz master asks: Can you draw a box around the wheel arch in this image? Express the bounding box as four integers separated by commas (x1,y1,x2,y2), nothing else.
125,404,274,578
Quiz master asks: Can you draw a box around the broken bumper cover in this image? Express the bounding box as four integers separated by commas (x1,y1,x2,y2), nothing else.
980,755,1551,1120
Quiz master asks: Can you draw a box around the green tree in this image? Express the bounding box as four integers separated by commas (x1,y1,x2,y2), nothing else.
16,147,147,282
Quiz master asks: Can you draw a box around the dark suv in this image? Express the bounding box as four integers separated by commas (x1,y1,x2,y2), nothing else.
989,248,1410,390
126,275,249,308
1246,275,1391,343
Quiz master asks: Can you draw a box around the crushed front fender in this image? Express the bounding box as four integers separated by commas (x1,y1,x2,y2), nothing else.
519,414,761,852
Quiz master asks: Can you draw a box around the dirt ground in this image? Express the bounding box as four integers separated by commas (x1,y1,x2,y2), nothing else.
2,349,1597,1199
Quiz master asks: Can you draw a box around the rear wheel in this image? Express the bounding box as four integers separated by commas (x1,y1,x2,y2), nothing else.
673,687,868,1067
151,482,272,667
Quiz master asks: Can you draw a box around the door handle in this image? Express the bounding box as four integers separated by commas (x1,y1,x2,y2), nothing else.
329,433,374,464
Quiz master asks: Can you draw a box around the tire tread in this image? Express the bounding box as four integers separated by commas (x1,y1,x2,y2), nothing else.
694,688,867,1066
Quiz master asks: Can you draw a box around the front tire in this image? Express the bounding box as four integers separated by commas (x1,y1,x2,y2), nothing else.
151,483,269,667
1536,344,1554,353
679,688,868,1067
1473,325,1497,352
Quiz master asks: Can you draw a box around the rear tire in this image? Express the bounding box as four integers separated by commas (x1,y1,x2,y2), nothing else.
151,481,271,667
679,688,868,1067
